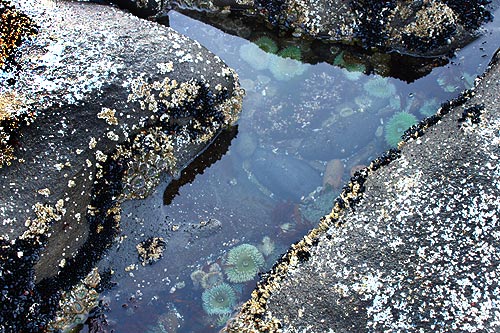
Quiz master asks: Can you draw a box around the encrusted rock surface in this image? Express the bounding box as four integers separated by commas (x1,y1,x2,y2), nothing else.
224,50,500,332
0,0,242,331
113,0,497,57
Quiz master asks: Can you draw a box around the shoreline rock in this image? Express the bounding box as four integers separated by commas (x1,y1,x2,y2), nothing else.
112,0,498,57
0,1,243,331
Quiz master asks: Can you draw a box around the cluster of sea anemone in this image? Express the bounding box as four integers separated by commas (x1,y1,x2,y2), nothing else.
384,112,418,147
224,243,265,283
333,52,367,81
363,76,396,99
239,37,307,81
190,263,224,290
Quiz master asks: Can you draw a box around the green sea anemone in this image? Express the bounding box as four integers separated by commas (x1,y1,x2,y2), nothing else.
384,112,418,147
239,43,270,71
254,36,278,54
268,54,307,81
277,45,302,61
224,244,265,283
418,98,440,117
201,283,236,315
363,77,396,99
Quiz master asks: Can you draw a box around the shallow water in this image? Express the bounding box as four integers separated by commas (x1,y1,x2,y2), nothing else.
85,10,500,333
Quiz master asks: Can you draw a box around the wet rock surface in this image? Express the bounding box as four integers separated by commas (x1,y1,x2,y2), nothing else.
0,0,242,331
114,0,497,57
224,50,500,332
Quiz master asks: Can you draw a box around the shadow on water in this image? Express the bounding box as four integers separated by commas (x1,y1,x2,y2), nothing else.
81,8,500,333
164,126,238,205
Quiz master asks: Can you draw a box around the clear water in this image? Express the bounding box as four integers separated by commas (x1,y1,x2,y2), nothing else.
86,10,500,333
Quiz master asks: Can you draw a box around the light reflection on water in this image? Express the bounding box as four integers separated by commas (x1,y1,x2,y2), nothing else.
91,10,500,333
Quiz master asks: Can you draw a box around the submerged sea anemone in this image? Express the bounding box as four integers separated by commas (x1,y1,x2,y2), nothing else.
201,283,236,315
418,98,440,117
384,112,418,147
224,244,265,283
239,43,270,71
268,54,307,81
278,45,302,61
363,77,396,99
254,36,278,54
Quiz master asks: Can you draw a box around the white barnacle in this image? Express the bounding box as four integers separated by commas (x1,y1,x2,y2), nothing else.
106,131,119,141
88,137,97,149
95,150,107,163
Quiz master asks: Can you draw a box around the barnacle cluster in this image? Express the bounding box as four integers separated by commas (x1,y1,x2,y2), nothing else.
399,2,457,52
0,0,37,69
224,243,264,283
136,237,166,266
48,268,101,332
0,91,29,168
121,127,177,200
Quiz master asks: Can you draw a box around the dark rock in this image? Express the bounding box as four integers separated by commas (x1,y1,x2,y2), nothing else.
224,49,500,332
0,0,243,331
249,149,322,202
111,0,497,57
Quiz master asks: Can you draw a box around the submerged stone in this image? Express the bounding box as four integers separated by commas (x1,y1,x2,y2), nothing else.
298,111,379,160
249,149,321,202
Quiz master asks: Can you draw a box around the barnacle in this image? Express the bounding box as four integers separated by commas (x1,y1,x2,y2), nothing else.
0,0,37,69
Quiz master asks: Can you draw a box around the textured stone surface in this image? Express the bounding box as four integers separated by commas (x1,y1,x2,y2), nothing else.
112,0,497,57
0,1,242,330
224,50,500,332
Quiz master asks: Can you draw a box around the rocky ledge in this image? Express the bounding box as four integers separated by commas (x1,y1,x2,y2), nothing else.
113,0,497,57
224,49,500,332
0,0,243,331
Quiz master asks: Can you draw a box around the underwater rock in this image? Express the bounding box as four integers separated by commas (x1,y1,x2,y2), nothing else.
322,159,344,190
249,149,322,202
0,1,243,331
298,111,379,160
